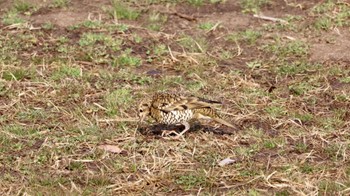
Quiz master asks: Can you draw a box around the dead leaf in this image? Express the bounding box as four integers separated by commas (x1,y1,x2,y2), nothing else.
218,158,236,167
98,145,124,154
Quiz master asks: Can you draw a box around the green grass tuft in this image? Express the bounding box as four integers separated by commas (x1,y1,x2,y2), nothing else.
240,0,270,13
227,29,261,45
176,174,206,190
105,88,133,115
109,0,140,20
2,10,26,25
52,0,70,8
14,0,33,13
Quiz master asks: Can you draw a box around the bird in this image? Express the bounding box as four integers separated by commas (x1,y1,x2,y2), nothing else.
138,92,235,138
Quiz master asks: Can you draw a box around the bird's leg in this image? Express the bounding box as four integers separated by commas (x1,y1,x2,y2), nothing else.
161,122,190,140
160,124,180,137
172,121,190,139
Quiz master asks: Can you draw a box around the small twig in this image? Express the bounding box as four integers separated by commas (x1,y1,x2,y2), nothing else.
168,46,179,62
72,159,94,162
206,22,221,34
341,187,350,194
77,61,95,66
93,102,107,111
78,109,94,126
283,35,296,40
196,187,202,196
175,12,196,21
58,182,69,192
97,118,138,122
70,180,82,193
194,40,204,53
234,39,242,56
178,53,199,65
160,11,196,21
253,14,288,24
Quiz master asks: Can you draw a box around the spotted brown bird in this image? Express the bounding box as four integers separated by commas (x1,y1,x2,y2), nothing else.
138,92,234,137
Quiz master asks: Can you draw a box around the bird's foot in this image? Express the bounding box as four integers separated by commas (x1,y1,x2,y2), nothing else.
161,130,185,141
161,129,178,137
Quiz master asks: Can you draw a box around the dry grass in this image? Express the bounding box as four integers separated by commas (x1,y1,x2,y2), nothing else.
0,0,350,195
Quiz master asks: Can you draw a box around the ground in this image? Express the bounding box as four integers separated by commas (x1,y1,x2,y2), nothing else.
0,0,349,195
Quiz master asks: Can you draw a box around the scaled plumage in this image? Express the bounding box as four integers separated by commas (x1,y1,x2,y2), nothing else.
138,92,234,137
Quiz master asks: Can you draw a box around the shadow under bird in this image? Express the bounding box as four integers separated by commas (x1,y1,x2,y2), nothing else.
138,92,235,137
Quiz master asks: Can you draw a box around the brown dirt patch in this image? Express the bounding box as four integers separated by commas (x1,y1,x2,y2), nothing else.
32,10,89,27
310,29,350,62
30,0,110,27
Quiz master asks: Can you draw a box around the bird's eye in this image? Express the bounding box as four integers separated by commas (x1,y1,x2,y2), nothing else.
139,109,143,112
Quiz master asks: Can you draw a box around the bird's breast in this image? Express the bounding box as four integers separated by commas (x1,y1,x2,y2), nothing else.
160,109,193,124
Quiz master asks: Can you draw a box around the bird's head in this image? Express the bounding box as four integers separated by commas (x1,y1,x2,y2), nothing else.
138,101,151,123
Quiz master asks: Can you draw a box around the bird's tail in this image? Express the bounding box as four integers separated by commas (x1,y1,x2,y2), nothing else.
212,117,235,128
194,108,236,128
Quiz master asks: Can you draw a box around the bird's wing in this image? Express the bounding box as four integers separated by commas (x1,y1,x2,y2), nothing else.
155,94,222,112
